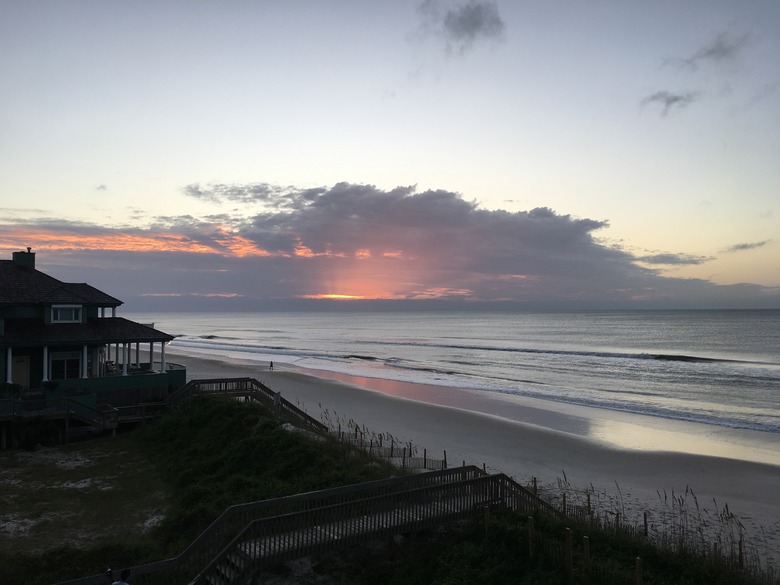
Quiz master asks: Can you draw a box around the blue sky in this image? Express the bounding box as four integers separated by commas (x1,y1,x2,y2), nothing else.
1,1,778,310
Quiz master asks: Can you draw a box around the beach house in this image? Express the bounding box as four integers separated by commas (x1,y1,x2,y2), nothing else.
0,248,186,447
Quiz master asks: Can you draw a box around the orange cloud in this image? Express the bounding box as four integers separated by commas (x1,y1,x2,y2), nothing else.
0,225,271,257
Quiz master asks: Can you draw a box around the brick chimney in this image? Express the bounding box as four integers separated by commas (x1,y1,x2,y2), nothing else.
12,247,35,268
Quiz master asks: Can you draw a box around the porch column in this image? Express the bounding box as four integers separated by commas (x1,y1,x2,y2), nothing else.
161,342,166,372
42,346,49,382
122,344,129,376
112,307,116,317
149,342,154,371
135,342,140,366
5,348,12,384
81,345,88,379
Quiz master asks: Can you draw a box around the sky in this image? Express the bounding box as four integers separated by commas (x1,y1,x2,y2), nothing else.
1,0,778,311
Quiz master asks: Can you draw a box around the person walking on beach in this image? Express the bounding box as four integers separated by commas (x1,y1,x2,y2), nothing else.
269,361,273,370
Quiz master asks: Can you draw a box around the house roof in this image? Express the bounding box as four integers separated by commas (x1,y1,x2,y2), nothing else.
0,260,122,306
2,317,175,346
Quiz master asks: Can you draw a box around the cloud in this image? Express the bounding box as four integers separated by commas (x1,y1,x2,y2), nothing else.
665,31,750,71
96,185,107,191
723,240,771,253
636,253,713,266
640,90,702,116
4,182,778,310
417,0,505,55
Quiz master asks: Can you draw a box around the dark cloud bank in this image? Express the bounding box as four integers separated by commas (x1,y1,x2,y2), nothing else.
23,182,777,312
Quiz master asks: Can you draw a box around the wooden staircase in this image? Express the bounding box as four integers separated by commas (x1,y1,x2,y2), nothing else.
55,467,558,585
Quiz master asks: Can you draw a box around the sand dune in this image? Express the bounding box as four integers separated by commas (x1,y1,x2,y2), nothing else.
173,351,780,568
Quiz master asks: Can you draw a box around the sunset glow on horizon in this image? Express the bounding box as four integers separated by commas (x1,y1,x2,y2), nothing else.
1,1,777,310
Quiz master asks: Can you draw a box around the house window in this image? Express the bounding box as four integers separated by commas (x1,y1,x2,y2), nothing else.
50,352,81,380
52,305,82,323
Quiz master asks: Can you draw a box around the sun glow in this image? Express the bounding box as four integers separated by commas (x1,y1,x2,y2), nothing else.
301,294,369,300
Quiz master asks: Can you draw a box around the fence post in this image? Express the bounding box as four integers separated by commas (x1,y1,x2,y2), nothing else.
564,527,573,585
423,448,427,469
635,556,643,585
528,516,535,560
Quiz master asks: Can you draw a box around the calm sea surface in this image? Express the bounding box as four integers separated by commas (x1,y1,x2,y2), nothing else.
128,310,780,436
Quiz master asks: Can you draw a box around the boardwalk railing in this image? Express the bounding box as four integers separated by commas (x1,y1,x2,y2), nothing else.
56,466,557,585
191,473,548,585
173,377,329,434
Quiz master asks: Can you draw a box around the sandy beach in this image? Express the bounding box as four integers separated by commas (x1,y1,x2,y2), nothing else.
170,350,780,568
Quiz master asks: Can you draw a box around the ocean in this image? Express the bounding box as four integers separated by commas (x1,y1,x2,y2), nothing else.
128,309,780,440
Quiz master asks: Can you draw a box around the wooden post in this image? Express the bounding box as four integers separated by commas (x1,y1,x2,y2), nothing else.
443,450,447,469
528,516,535,560
483,462,486,473
635,556,643,585
564,528,573,585
423,448,427,468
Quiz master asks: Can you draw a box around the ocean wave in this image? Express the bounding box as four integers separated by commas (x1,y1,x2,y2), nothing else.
169,337,779,435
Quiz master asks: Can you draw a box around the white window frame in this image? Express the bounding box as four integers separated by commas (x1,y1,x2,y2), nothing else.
51,305,82,323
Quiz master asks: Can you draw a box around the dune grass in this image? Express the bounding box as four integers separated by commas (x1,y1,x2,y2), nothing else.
0,394,777,585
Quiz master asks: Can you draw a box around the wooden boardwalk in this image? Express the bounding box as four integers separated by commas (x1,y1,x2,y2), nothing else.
193,475,516,585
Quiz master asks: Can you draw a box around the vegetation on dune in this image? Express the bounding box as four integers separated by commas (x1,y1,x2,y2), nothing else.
0,394,777,585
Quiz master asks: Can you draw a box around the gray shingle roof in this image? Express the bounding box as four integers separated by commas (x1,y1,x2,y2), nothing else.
2,317,174,346
0,260,122,306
